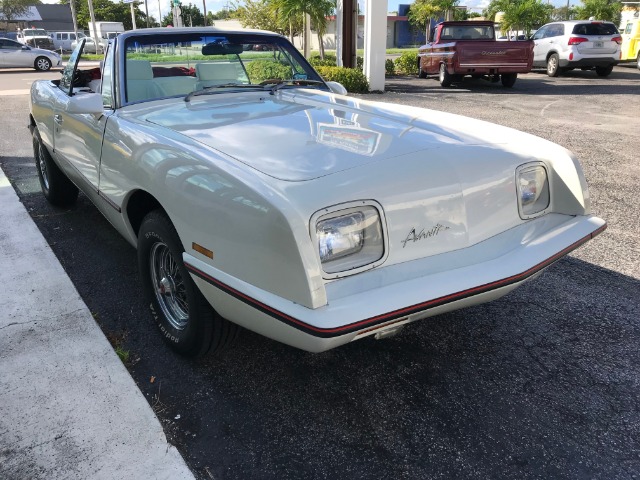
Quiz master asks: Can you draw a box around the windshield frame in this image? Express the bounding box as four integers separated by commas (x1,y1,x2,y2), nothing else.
117,30,328,106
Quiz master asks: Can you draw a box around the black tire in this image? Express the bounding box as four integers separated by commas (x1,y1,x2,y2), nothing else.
138,210,238,357
501,73,517,88
595,65,613,77
34,56,52,71
32,127,79,206
546,53,560,77
439,63,452,87
637,52,640,70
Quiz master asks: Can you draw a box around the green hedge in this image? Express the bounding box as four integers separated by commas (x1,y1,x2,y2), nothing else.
309,53,337,67
394,51,419,76
385,58,395,76
245,60,291,83
315,66,369,93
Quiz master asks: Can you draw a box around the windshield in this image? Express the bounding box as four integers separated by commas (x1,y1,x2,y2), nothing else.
24,29,48,37
440,24,495,40
123,32,326,104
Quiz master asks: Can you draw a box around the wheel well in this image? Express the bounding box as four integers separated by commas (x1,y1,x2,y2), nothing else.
546,51,559,61
126,190,163,236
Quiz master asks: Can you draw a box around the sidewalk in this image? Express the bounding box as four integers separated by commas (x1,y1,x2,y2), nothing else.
0,166,195,479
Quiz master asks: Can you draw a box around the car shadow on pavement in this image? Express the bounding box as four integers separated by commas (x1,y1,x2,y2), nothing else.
384,72,640,96
4,154,639,480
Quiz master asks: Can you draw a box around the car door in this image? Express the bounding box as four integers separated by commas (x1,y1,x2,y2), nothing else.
52,40,112,191
0,39,32,68
532,26,551,65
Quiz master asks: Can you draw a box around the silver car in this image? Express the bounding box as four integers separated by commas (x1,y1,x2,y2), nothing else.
70,35,103,54
0,38,61,71
532,20,621,77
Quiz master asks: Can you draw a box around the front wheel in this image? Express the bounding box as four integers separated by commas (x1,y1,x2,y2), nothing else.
501,73,517,88
138,210,238,357
34,56,52,71
439,63,452,87
595,65,613,77
32,127,79,206
546,53,560,77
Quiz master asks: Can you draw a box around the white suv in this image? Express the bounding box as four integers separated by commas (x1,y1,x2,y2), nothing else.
532,20,621,77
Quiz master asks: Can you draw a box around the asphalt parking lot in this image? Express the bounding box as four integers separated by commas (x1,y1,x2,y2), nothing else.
1,66,639,479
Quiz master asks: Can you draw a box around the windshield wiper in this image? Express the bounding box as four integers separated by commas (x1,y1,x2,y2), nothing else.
184,84,267,102
261,79,325,95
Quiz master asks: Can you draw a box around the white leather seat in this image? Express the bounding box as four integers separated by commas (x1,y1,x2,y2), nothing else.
195,62,248,90
125,60,164,103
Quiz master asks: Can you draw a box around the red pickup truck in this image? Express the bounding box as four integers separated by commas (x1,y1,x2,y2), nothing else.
418,21,534,88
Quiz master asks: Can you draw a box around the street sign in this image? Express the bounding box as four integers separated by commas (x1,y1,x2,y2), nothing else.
122,0,137,4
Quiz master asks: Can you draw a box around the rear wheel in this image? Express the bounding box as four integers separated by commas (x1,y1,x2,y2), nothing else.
34,56,52,71
501,73,517,88
595,65,613,77
439,63,452,87
138,210,239,357
546,53,560,77
637,52,640,70
32,127,78,206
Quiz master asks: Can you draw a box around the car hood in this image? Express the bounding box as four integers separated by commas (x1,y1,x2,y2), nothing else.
141,89,538,182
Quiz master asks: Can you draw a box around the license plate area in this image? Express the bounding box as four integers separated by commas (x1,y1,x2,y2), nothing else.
594,41,604,48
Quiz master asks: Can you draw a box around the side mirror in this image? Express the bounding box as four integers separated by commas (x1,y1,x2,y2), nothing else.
22,45,30,51
326,81,348,96
65,92,103,114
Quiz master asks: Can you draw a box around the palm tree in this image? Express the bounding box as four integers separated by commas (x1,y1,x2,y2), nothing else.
270,0,335,58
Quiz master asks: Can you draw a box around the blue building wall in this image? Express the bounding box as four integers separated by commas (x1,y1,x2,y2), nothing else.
394,4,443,47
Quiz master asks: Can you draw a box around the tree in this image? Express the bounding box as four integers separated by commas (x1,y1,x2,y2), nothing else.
271,0,334,57
574,0,622,23
484,0,553,37
551,6,578,21
232,0,290,35
1,0,34,25
408,0,460,40
208,8,234,21
179,3,204,26
67,0,148,31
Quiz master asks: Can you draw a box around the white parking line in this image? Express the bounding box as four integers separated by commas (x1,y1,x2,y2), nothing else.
0,90,30,96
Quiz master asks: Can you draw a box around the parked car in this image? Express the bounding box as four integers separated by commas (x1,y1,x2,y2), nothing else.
619,18,640,68
28,31,605,357
71,35,103,54
532,20,621,77
0,38,61,70
50,31,95,52
418,21,534,88
16,28,54,50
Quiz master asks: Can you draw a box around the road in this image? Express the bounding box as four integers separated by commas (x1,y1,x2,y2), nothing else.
0,66,639,480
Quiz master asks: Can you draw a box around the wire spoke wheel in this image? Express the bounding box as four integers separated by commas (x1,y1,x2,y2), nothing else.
36,143,50,190
150,242,189,330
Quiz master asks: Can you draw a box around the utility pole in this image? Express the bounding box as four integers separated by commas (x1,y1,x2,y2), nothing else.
87,0,98,53
69,0,78,37
203,0,207,26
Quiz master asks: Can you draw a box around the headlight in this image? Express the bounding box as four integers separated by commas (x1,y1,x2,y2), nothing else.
517,163,550,218
312,203,386,276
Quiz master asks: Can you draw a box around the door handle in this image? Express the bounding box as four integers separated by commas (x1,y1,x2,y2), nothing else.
54,114,63,124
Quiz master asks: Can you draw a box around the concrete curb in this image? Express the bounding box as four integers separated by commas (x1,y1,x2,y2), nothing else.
0,167,194,479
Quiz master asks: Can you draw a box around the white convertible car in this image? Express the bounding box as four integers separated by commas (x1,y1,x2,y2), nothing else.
29,29,605,356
